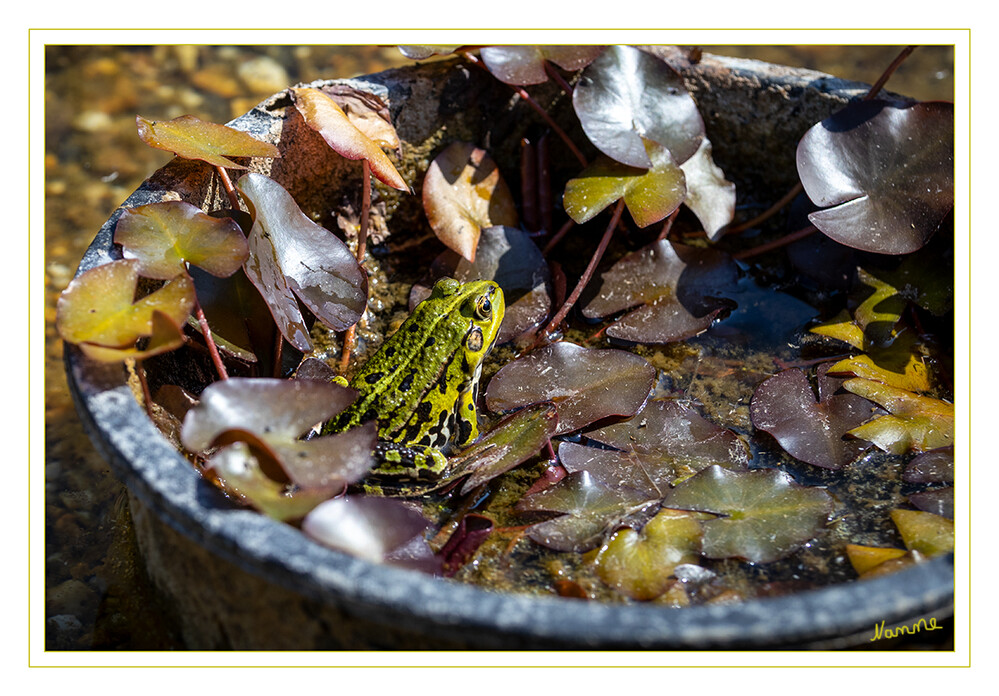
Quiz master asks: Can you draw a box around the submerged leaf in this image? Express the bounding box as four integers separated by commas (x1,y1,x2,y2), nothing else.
480,45,604,85
796,100,954,254
562,142,685,227
114,200,248,280
56,259,195,354
582,239,738,344
843,378,954,453
593,508,704,600
136,114,279,169
291,87,408,190
237,172,368,351
664,465,834,563
750,367,875,469
485,341,655,434
573,45,704,168
422,142,519,261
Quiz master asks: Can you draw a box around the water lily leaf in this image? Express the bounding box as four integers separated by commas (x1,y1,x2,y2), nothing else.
484,341,655,434
663,465,834,563
447,403,558,495
908,487,953,519
593,508,704,600
750,367,875,469
479,45,604,85
865,244,953,316
563,142,685,228
302,496,436,567
113,200,248,280
414,226,551,344
516,470,651,552
583,399,750,474
890,508,954,556
796,99,954,254
422,142,519,262
573,45,704,168
321,84,400,150
208,442,338,522
237,172,368,351
809,310,865,350
186,266,276,364
558,442,673,500
679,138,736,239
582,239,739,344
439,513,493,577
825,328,932,393
76,310,187,363
845,544,908,576
291,87,408,191
136,114,279,169
843,378,954,454
398,45,462,60
56,258,195,351
903,446,954,483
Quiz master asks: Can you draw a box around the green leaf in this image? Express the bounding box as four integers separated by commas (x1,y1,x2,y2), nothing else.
136,114,279,169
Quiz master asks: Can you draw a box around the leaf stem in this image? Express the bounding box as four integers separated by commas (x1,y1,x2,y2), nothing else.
135,359,155,419
541,198,624,339
865,46,917,100
215,166,241,211
339,161,372,375
656,207,680,242
727,182,803,235
542,218,575,255
733,223,817,260
193,298,229,380
544,61,575,97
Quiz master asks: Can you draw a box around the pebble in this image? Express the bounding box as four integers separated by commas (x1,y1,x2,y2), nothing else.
72,110,112,133
237,55,290,95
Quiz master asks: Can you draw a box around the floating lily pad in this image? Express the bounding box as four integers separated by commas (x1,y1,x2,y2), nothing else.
845,543,908,576
843,378,954,454
796,99,954,254
516,470,652,552
397,45,462,60
750,367,875,469
573,45,704,168
422,142,519,262
136,114,279,169
908,487,953,519
890,508,954,556
237,172,368,351
592,508,704,601
558,442,673,500
903,446,954,483
582,240,739,344
485,341,655,434
663,465,834,563
447,403,559,494
113,200,248,280
56,259,195,361
291,87,408,191
479,45,604,85
302,495,438,570
562,142,686,228
186,265,277,364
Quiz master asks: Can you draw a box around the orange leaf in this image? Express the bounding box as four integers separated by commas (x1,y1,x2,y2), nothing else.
136,115,279,169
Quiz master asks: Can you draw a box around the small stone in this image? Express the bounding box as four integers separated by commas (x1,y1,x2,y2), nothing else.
72,110,112,133
237,55,290,95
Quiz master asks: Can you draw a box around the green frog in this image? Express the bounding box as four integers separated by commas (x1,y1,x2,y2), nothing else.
321,277,505,491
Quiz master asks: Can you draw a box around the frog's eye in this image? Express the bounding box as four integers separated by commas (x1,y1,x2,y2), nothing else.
475,296,492,320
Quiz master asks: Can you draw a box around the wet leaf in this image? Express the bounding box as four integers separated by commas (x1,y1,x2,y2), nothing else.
516,470,652,552
558,442,674,500
485,341,655,434
398,45,462,60
573,45,704,168
440,513,493,576
208,442,338,522
186,266,276,364
422,142,519,261
322,84,400,149
890,508,954,556
113,200,248,280
907,487,953,519
237,172,368,351
414,225,551,344
136,114,279,169
302,495,436,566
903,446,954,483
825,330,932,393
679,138,736,239
76,310,187,363
663,465,834,563
582,399,750,475
56,259,195,355
582,240,739,344
750,367,876,469
796,100,954,254
843,378,954,454
845,543,907,576
291,87,408,191
479,45,604,85
593,508,704,600
563,142,685,228
447,403,558,495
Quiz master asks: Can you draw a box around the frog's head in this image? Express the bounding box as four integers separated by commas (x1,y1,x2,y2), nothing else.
429,277,505,368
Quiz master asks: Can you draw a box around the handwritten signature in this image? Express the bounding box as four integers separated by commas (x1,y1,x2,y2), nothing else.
871,617,943,642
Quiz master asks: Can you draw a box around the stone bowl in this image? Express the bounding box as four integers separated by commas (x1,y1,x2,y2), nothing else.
64,47,954,649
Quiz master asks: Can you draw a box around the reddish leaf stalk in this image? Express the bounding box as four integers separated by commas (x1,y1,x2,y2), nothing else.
520,138,539,232
215,166,241,211
134,359,155,419
339,160,372,375
537,131,553,233
656,208,680,242
542,198,624,338
544,61,575,97
194,299,229,380
733,224,817,260
865,46,916,100
727,182,803,235
542,218,576,255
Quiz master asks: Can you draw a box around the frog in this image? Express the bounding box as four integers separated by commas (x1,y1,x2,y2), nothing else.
321,277,505,492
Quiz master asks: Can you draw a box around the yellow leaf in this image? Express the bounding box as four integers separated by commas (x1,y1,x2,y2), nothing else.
890,508,954,556
136,114,279,169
